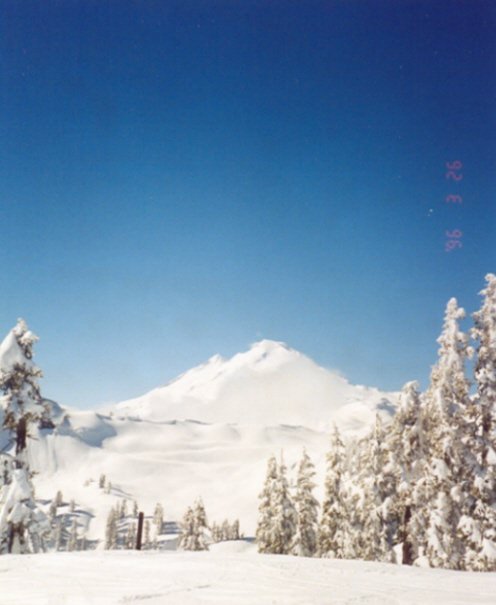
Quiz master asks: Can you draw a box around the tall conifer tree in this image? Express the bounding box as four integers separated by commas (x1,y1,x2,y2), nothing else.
293,449,319,557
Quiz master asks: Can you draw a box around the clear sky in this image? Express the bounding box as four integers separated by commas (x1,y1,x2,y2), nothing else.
1,1,495,408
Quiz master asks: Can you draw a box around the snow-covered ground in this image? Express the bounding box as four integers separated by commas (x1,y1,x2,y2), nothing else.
1,544,495,604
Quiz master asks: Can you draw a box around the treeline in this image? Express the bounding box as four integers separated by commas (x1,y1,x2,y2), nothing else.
257,274,496,572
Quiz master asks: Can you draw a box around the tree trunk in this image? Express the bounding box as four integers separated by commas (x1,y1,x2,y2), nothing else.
15,417,27,463
7,522,26,554
402,505,414,565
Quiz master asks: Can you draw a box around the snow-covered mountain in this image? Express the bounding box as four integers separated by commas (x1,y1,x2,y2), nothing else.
113,340,396,432
3,338,398,537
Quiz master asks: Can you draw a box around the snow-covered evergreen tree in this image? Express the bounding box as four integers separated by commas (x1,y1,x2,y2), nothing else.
232,519,240,540
53,518,62,551
178,499,210,551
105,508,118,550
67,518,78,552
221,519,230,541
0,320,48,466
55,490,63,507
270,455,297,555
193,498,209,551
125,522,136,549
0,320,51,554
387,381,425,565
48,498,57,521
423,298,472,569
256,454,278,553
0,468,51,553
293,449,319,557
211,518,241,542
144,520,151,549
360,415,399,563
318,426,348,558
210,521,219,542
153,502,164,533
464,273,496,570
178,506,195,551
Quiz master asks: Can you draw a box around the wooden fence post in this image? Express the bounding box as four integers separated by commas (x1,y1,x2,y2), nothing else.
136,512,144,550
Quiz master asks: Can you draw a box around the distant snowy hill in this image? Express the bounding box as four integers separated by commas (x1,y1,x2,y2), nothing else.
3,339,398,538
113,340,397,432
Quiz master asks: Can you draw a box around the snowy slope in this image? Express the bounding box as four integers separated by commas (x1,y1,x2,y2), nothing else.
113,340,396,431
4,340,398,538
1,548,495,605
29,414,331,538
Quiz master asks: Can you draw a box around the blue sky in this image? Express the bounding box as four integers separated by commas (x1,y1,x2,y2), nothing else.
1,1,495,408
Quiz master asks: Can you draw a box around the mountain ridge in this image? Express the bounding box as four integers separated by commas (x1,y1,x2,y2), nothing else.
113,339,397,432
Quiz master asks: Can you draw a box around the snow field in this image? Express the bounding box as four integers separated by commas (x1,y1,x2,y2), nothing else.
1,547,495,605
30,418,332,538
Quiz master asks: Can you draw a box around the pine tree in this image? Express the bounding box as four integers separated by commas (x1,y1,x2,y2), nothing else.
318,426,348,558
464,273,496,570
53,518,62,551
48,498,58,521
221,519,230,541
178,506,196,551
293,449,319,557
255,456,277,553
193,498,209,551
0,319,47,467
210,521,220,542
178,500,210,551
99,474,106,489
144,520,151,549
0,320,51,554
387,381,425,565
105,508,118,550
232,519,240,540
270,454,297,555
133,500,139,518
342,436,372,560
120,499,128,519
67,518,78,552
55,491,63,507
0,468,51,554
125,522,136,549
256,455,278,553
423,298,472,569
360,415,399,563
153,502,164,533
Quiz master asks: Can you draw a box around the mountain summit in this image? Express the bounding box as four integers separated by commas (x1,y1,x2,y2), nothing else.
114,340,395,431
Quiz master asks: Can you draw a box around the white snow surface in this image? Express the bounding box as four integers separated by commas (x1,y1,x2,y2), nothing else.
113,340,396,431
1,547,495,604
